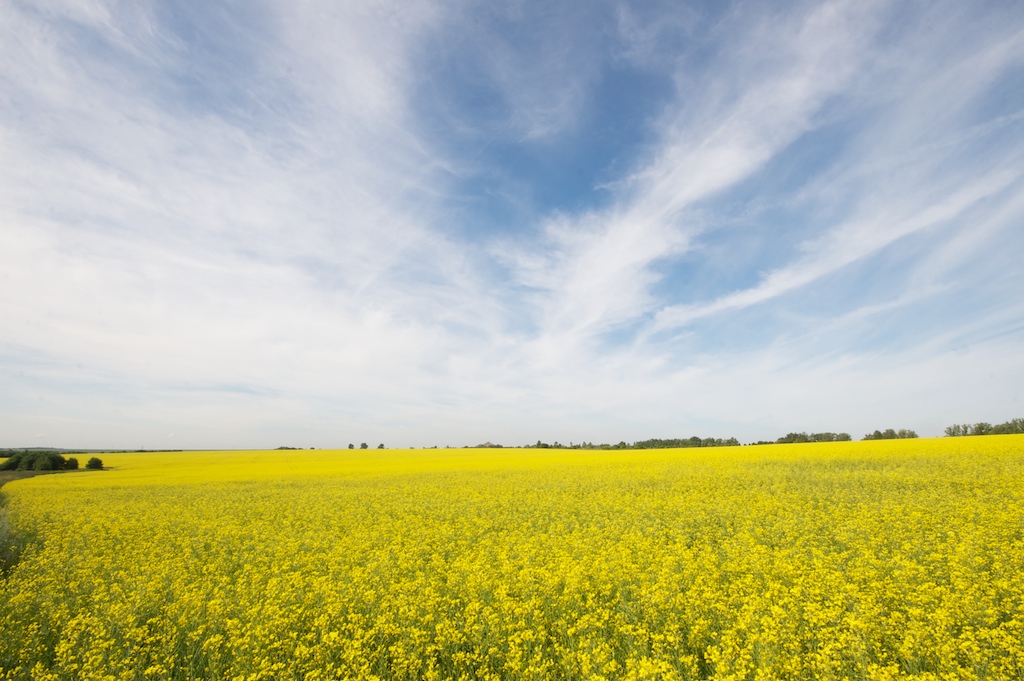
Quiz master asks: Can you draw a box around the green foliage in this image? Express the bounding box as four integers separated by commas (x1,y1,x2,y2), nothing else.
0,451,70,472
775,432,852,444
633,437,741,448
946,418,1024,437
65,457,79,470
863,429,918,440
359,443,368,450
815,432,852,442
993,418,1024,434
777,433,811,443
85,457,104,470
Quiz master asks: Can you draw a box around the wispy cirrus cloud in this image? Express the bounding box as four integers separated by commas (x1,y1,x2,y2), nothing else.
496,0,883,353
652,167,1022,332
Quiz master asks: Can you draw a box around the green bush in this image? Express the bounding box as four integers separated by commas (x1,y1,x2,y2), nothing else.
0,451,68,472
85,457,104,470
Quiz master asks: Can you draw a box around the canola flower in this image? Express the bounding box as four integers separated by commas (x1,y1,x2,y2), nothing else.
1,437,1023,680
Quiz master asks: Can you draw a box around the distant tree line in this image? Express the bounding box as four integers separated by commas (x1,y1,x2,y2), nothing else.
633,437,740,448
0,452,103,472
1,447,73,456
774,432,852,444
945,418,1024,437
862,429,918,440
526,436,740,450
748,432,852,445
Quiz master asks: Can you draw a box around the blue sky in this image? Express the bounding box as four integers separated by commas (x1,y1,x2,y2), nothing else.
2,0,1023,449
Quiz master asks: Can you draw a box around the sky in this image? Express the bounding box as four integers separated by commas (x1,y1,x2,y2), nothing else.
2,0,1023,449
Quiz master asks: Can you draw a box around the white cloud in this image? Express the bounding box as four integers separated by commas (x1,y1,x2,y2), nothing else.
0,1,479,427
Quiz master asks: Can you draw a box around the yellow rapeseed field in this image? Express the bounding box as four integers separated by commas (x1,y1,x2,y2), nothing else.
2,437,1023,680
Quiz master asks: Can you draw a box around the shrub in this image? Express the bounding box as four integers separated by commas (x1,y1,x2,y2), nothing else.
85,457,104,470
0,451,67,472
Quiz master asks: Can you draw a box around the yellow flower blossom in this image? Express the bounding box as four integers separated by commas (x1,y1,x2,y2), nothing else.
1,436,1022,679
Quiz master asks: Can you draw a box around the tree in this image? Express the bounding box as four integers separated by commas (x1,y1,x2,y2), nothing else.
359,443,368,450
348,444,354,449
85,457,104,470
945,419,1024,436
971,422,994,436
377,443,385,449
777,433,810,444
993,418,1024,434
65,457,79,470
805,432,853,442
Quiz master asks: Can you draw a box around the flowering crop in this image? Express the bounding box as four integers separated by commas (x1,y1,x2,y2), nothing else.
2,437,1023,680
